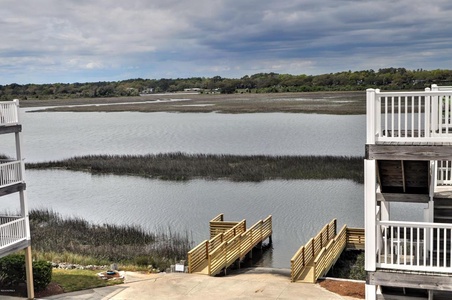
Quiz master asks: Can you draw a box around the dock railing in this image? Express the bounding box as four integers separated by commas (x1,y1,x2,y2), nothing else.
313,225,347,281
188,219,246,273
208,215,272,276
0,100,19,126
188,215,272,276
346,227,365,250
291,221,365,283
209,213,241,238
290,219,337,282
366,87,452,144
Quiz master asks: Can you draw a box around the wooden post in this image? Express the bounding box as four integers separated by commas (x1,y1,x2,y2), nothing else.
25,246,34,300
334,219,337,236
302,247,305,267
311,239,315,257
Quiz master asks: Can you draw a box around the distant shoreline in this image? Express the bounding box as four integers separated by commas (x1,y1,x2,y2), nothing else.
20,91,366,114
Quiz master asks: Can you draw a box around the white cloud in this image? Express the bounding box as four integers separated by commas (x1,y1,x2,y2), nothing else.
1,0,452,83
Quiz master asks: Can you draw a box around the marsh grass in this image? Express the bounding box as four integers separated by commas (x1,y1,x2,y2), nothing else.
29,209,193,271
26,153,364,183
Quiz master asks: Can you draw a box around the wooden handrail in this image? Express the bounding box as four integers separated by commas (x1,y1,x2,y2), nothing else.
208,215,272,276
313,225,347,281
290,219,337,282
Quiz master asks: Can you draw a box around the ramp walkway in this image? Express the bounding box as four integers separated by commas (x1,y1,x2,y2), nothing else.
290,219,364,283
188,214,272,276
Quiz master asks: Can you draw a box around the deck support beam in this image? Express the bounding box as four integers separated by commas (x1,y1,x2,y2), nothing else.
367,144,452,161
368,271,452,291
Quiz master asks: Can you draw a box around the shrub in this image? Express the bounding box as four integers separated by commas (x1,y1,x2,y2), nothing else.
0,254,24,287
0,253,52,291
33,260,52,291
349,252,365,280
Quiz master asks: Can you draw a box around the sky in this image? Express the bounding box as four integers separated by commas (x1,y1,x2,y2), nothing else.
2,0,452,85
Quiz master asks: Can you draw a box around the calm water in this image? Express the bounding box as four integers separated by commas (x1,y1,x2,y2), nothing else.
0,111,365,162
1,110,370,268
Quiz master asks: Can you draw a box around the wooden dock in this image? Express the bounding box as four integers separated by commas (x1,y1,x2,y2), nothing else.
290,219,364,283
188,214,272,276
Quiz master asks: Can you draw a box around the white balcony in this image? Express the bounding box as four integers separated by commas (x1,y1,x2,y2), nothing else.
377,220,452,273
0,160,23,189
0,100,19,127
0,216,28,253
367,86,452,144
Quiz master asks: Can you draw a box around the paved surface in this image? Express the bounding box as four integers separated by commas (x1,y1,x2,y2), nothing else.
3,268,361,300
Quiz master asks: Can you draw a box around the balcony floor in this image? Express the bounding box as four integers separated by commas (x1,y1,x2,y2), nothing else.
434,186,452,199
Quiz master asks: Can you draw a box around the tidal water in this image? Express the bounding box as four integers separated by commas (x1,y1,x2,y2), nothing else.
0,110,377,268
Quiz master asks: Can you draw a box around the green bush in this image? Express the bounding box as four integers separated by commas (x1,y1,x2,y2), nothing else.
349,252,365,280
33,260,52,291
0,254,25,287
0,254,52,291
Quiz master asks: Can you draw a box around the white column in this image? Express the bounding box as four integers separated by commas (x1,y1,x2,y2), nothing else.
380,201,390,221
366,89,376,144
365,159,377,300
365,284,377,300
365,159,377,270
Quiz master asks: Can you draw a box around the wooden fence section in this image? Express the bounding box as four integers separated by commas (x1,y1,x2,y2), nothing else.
188,219,246,273
313,225,347,281
208,215,272,276
210,214,244,239
346,227,365,250
291,222,365,283
290,219,337,282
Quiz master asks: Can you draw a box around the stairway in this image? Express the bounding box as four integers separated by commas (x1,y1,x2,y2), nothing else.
377,160,429,194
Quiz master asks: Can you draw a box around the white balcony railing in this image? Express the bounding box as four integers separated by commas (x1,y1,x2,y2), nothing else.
0,161,23,189
367,87,452,144
377,220,452,273
0,100,19,126
437,160,452,186
0,217,27,250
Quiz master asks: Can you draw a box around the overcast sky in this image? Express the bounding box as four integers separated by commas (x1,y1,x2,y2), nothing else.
2,0,452,84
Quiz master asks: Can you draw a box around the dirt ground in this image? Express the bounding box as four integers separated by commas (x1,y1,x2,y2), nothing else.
320,279,365,299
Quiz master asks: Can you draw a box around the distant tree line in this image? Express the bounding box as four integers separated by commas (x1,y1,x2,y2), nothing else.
1,68,452,101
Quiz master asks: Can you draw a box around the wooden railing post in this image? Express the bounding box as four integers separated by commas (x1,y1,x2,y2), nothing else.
311,238,315,257
205,241,209,259
334,219,337,236
302,247,305,267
